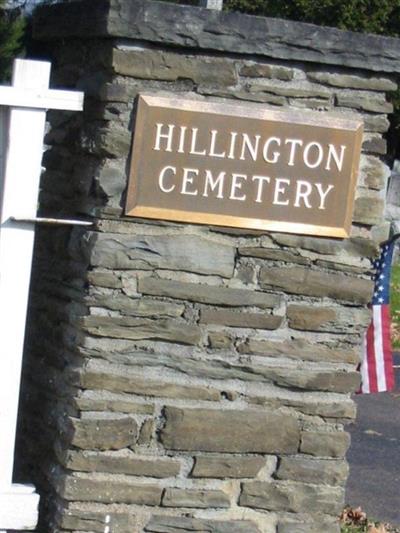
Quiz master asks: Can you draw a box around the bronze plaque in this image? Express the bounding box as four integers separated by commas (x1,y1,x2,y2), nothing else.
126,95,363,237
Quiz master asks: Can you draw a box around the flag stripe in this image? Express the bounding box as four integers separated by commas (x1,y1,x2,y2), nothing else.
360,333,370,393
382,305,395,390
366,317,378,392
374,305,387,392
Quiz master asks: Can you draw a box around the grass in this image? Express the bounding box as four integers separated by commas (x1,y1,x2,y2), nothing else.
391,263,400,349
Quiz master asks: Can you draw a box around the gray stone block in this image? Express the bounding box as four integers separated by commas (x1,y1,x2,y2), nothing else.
64,450,181,478
300,430,351,458
162,487,231,508
259,265,373,304
237,338,359,364
191,455,266,478
60,474,163,504
239,480,344,515
160,407,300,453
80,360,221,401
86,233,235,278
68,416,138,450
200,308,283,329
276,456,349,486
145,515,262,532
138,277,281,309
81,315,202,345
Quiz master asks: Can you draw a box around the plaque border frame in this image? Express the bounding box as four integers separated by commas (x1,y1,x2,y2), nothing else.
126,94,363,238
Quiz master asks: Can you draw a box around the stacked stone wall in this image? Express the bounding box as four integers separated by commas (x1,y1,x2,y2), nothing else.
17,1,400,532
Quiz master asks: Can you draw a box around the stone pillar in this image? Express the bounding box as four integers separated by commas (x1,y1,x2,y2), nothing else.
17,1,400,532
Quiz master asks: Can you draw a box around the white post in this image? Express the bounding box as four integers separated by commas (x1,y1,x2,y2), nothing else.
0,59,83,532
199,0,223,9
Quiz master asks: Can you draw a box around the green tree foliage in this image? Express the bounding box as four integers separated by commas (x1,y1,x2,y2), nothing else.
223,0,400,159
0,1,25,81
224,0,400,37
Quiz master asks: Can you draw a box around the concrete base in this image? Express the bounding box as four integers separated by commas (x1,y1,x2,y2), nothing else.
0,484,39,531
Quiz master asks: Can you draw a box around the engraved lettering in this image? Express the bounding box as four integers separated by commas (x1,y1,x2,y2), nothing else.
203,170,225,199
285,139,303,166
158,166,176,193
229,173,247,201
273,178,290,205
154,123,175,152
181,167,199,195
190,128,207,156
263,137,281,164
209,130,226,158
326,144,346,171
303,142,323,169
252,175,271,203
294,180,313,208
315,183,335,209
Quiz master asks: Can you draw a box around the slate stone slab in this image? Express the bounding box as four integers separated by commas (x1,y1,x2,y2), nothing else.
162,487,231,508
145,515,262,532
160,407,300,453
61,474,163,504
259,265,373,304
85,233,235,278
64,450,181,478
239,480,344,515
138,277,281,308
34,0,400,73
191,455,266,478
68,416,138,450
276,456,349,486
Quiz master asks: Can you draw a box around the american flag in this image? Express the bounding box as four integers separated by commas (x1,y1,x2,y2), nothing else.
359,238,397,393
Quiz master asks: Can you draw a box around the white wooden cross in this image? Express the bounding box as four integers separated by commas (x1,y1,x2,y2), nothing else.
0,59,84,532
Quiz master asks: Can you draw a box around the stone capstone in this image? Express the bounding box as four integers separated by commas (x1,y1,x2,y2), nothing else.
34,0,400,73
